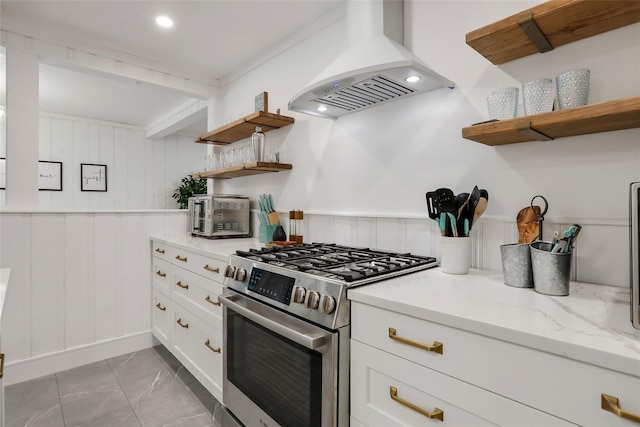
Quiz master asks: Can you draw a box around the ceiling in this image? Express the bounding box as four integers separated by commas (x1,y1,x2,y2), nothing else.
0,0,345,136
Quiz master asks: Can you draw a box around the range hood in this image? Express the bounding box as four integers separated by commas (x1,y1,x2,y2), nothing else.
288,0,455,119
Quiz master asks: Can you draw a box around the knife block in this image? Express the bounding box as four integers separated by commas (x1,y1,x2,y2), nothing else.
259,224,279,243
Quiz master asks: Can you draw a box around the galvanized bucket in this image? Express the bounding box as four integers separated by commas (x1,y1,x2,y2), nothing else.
500,243,533,288
530,241,572,296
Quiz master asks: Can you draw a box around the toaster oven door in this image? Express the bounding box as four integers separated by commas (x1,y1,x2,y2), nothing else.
190,196,212,236
631,182,639,329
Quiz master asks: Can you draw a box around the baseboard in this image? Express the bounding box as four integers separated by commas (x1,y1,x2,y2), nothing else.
3,331,154,386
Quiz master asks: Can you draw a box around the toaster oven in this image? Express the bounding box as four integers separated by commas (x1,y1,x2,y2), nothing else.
188,195,251,238
631,182,639,329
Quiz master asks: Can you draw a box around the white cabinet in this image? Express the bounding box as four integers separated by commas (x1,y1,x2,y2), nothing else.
351,302,639,426
151,239,226,403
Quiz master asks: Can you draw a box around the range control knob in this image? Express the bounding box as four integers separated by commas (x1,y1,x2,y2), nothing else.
235,268,247,282
319,295,336,314
306,291,320,309
224,265,236,278
293,286,306,304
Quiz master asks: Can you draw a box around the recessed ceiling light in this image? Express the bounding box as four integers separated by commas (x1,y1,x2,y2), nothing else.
317,106,328,112
155,16,173,28
405,76,421,83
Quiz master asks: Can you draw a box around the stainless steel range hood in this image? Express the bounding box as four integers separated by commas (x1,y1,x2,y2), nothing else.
288,0,454,119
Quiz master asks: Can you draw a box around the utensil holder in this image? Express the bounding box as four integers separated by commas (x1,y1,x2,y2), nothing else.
259,224,279,243
500,243,533,288
530,241,572,296
439,236,471,275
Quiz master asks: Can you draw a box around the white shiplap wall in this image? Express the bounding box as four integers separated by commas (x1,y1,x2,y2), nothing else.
0,210,188,385
0,113,205,210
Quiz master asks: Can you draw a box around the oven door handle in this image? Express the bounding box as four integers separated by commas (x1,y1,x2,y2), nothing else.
219,294,328,350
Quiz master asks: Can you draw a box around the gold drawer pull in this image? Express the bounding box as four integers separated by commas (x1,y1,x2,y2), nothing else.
390,386,443,421
205,339,221,353
602,394,640,423
155,248,165,254
388,328,443,354
0,353,4,379
175,255,188,262
205,295,221,306
203,264,220,273
156,270,166,278
176,281,189,290
176,318,189,329
155,303,166,311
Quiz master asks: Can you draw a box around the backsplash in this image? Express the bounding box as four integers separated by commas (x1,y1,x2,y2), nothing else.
264,212,629,289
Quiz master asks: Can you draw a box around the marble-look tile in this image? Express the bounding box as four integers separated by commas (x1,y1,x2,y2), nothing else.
56,360,120,397
5,374,63,427
174,366,218,416
152,344,182,373
162,412,217,427
60,388,140,427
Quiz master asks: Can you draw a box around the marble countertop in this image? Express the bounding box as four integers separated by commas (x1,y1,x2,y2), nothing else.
348,268,640,377
150,234,262,261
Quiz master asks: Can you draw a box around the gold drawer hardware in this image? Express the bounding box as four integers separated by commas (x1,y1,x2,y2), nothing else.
0,353,4,379
176,281,189,290
156,270,166,278
176,318,189,329
155,248,165,254
155,303,166,311
205,295,221,306
388,328,443,354
205,339,221,353
390,386,443,421
203,264,220,273
175,255,188,262
602,393,640,423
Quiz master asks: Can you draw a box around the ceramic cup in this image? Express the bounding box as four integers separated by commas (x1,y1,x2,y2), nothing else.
522,78,555,115
556,69,590,109
487,87,519,120
439,236,471,275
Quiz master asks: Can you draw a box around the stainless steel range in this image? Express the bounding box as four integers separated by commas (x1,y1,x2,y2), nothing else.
219,243,438,427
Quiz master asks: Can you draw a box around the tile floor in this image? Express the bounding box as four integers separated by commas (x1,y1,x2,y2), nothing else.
5,345,222,427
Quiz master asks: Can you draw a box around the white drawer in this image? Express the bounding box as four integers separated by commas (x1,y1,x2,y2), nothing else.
167,246,226,283
152,290,172,348
152,258,171,296
351,340,573,426
151,240,170,261
172,265,223,324
172,304,223,403
352,302,640,426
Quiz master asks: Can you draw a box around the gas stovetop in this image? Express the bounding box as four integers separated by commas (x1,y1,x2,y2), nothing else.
234,243,438,285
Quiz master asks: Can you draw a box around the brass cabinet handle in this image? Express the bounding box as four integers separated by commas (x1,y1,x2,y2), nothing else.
176,281,189,290
0,353,4,379
602,394,640,423
390,386,443,421
203,264,220,273
176,318,189,329
175,255,188,262
388,328,443,354
205,339,221,353
155,248,165,254
155,303,166,311
156,270,166,278
205,295,221,306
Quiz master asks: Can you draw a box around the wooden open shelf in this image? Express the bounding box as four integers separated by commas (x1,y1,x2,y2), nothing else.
195,111,294,145
466,0,640,65
462,97,640,146
193,162,292,179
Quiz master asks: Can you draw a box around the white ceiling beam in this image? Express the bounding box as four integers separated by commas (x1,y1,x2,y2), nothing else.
0,29,219,100
145,99,209,140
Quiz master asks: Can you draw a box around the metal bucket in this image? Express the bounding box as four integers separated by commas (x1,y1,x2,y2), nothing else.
530,241,572,296
500,243,533,288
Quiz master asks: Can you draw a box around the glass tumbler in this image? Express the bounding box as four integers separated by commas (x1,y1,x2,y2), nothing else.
556,69,590,109
487,87,519,120
522,78,555,115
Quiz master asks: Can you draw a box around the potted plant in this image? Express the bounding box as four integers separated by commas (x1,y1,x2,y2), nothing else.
172,175,207,209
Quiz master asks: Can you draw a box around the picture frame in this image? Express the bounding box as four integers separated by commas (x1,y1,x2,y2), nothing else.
0,158,5,190
39,160,63,191
255,91,268,113
80,163,107,192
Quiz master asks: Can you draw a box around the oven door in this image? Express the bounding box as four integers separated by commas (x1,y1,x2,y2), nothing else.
220,291,345,427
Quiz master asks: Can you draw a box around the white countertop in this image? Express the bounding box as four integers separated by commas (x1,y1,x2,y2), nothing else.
150,235,263,261
348,268,640,377
0,268,10,329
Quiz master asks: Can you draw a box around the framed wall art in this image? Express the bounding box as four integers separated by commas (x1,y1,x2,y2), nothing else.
80,163,107,192
39,160,63,191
